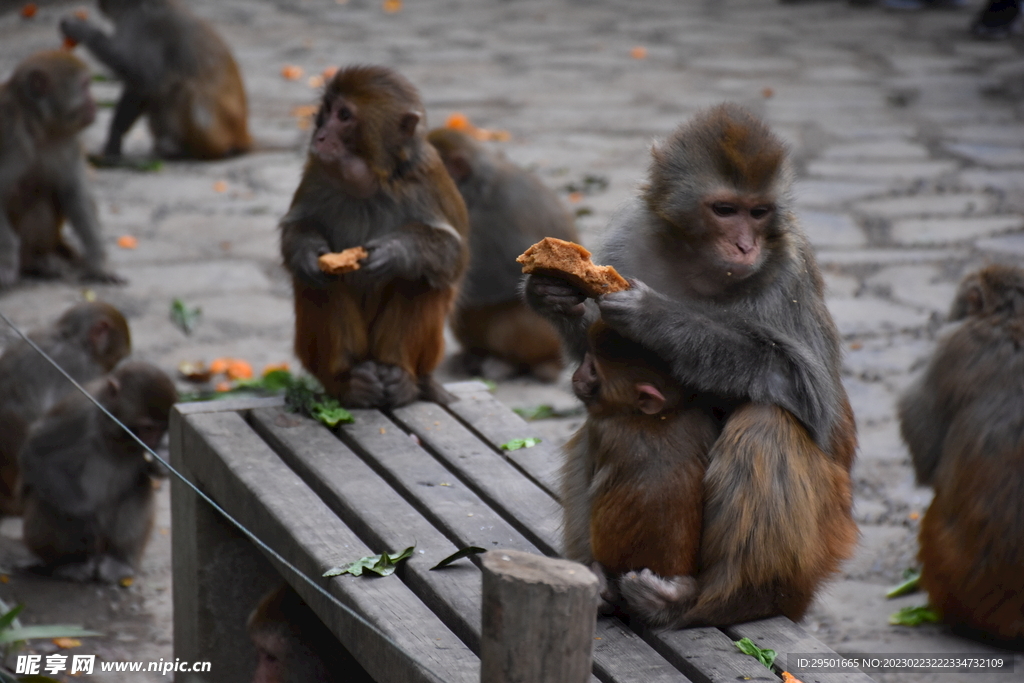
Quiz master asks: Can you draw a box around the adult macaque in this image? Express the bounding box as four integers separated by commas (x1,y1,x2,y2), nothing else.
527,104,857,627
898,265,1024,644
280,65,469,408
0,302,131,515
60,0,250,159
428,127,577,381
565,321,715,616
0,51,122,288
21,361,176,583
248,584,372,683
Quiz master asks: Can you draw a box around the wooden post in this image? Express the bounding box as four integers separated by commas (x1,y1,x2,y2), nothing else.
480,549,598,683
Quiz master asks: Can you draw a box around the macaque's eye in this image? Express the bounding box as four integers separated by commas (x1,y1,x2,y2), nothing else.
337,106,353,122
750,205,773,220
712,203,737,217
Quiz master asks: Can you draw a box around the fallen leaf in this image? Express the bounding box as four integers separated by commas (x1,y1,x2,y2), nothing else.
886,568,921,599
382,0,402,13
21,3,37,18
431,546,485,570
446,112,471,130
501,437,542,451
226,360,253,380
117,235,138,249
568,192,584,204
323,546,414,577
889,604,940,626
209,358,230,375
908,511,920,520
212,180,228,193
762,87,775,99
630,46,647,60
734,637,776,670
849,342,863,350
119,577,134,588
263,362,290,376
281,65,304,80
53,638,82,649
170,299,202,336
308,75,324,89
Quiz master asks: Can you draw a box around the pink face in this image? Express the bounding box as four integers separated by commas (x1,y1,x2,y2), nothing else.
702,193,775,279
311,96,377,198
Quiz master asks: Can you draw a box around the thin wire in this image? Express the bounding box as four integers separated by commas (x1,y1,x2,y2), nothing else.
0,309,446,683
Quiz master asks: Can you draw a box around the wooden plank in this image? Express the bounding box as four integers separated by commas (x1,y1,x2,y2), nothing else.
726,618,878,683
179,410,478,683
444,381,563,497
390,400,563,554
248,405,483,653
645,626,781,683
174,395,284,416
336,408,689,683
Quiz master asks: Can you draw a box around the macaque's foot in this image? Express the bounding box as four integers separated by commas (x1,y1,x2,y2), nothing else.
341,361,385,408
377,363,419,408
618,568,697,628
591,562,619,615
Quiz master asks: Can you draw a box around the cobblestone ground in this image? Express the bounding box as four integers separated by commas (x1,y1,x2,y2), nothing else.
2,0,1024,681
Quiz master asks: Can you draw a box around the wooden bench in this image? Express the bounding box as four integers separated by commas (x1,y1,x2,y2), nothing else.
169,381,877,683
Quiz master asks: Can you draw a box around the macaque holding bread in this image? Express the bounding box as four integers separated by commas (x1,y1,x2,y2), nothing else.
517,238,629,297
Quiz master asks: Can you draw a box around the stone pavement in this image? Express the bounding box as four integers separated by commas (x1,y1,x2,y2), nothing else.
2,0,1024,681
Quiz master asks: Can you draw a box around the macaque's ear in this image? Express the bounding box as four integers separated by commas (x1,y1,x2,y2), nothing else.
399,111,421,138
636,383,665,415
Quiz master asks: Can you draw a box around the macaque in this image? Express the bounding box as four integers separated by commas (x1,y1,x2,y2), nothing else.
898,264,1024,645
0,302,131,515
0,51,122,288
565,321,717,616
427,127,578,381
280,65,469,408
528,104,857,628
248,584,372,683
21,361,176,583
60,0,250,159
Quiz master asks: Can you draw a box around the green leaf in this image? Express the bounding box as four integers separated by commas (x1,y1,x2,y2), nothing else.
471,377,497,392
734,637,777,670
310,399,354,428
886,568,921,599
500,437,542,451
0,625,101,645
0,605,24,632
889,605,940,626
431,546,486,570
323,546,415,578
169,299,202,336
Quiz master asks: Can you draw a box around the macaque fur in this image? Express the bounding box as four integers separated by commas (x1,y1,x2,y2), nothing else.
248,584,372,683
531,104,857,628
281,65,468,408
899,264,1024,645
0,51,121,288
60,0,250,159
0,302,131,515
428,127,576,381
566,322,716,615
20,361,176,583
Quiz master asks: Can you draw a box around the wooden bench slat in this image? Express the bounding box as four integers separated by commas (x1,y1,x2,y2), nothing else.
178,410,479,683
443,382,563,496
248,406,483,653
726,617,877,683
336,407,689,683
645,626,781,683
390,400,563,554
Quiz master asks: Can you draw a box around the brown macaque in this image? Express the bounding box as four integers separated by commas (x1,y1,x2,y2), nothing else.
20,361,176,583
565,321,717,617
528,104,857,628
280,65,469,409
248,584,373,683
0,302,131,515
60,0,250,160
898,265,1024,645
0,51,122,287
427,127,578,382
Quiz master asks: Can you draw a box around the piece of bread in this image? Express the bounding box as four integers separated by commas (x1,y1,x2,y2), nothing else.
517,237,629,297
318,247,368,275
